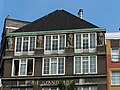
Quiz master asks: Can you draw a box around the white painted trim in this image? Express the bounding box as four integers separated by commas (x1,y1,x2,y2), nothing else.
6,26,19,29
44,34,66,54
74,56,97,74
42,57,65,76
14,36,36,56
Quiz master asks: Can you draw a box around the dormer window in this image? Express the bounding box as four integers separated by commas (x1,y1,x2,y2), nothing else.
15,36,36,56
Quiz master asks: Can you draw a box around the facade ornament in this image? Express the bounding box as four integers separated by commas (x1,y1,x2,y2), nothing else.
67,34,73,47
37,36,43,48
7,37,13,49
98,32,104,45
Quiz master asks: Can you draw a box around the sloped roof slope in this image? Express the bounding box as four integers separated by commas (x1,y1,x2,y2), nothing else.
15,9,99,32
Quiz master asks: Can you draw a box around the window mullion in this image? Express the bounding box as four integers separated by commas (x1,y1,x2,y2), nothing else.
81,34,83,50
49,58,51,74
88,33,90,50
28,37,30,52
51,36,53,51
88,56,90,73
21,37,23,53
57,58,58,74
81,56,83,74
57,35,60,50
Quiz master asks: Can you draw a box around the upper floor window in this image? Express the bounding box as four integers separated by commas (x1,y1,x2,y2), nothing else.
74,33,96,53
15,36,36,56
44,34,66,54
12,58,34,76
77,86,97,90
42,57,65,75
111,48,119,62
111,71,120,85
74,56,97,74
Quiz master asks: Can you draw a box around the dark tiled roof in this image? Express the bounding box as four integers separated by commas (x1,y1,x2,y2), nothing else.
15,9,99,32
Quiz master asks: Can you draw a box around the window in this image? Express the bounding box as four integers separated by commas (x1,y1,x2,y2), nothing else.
43,57,65,75
74,56,97,74
12,58,34,76
75,33,96,53
44,35,66,54
111,48,119,62
111,71,120,85
12,88,33,90
15,36,36,56
42,87,58,90
77,86,97,90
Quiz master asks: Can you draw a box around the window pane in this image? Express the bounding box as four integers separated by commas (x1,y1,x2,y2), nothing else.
83,57,88,73
14,60,19,76
44,58,50,74
51,58,57,74
52,36,58,50
90,33,95,48
83,34,88,49
27,59,33,75
90,56,96,73
83,86,89,90
45,36,51,50
58,58,64,74
112,71,120,85
59,35,65,50
23,37,29,52
16,37,22,52
76,34,81,49
20,59,27,75
30,37,35,51
75,57,81,73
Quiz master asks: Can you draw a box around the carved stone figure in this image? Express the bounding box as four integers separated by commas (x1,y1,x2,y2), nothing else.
98,33,104,45
37,36,43,48
7,37,13,49
67,34,73,47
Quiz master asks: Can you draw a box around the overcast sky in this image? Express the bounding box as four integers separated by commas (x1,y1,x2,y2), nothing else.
0,0,120,39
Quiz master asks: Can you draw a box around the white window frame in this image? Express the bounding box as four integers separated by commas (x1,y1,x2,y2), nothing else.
74,56,97,74
42,57,65,75
11,58,35,76
111,71,120,85
44,34,66,54
111,48,119,62
74,33,97,53
14,36,36,56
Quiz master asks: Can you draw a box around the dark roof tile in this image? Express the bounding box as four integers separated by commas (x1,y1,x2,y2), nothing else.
15,9,99,32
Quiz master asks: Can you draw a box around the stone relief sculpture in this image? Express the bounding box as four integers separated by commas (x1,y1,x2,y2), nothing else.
98,32,104,45
67,34,73,47
37,36,43,48
7,37,13,49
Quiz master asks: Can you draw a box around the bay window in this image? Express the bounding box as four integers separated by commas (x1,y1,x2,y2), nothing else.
44,34,66,54
74,56,97,74
12,58,34,76
15,36,36,56
43,57,65,75
75,33,96,53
